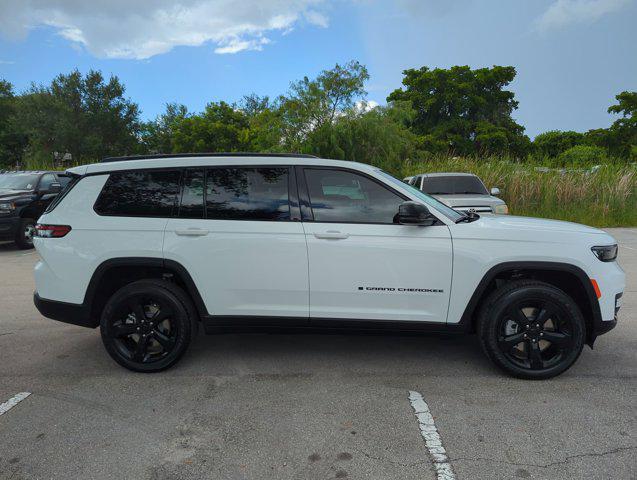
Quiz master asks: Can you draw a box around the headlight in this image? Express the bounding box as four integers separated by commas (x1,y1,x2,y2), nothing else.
0,202,15,214
494,204,509,214
591,244,618,262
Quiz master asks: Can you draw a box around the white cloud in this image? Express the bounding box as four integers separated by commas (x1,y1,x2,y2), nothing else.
355,99,380,112
536,0,632,31
0,0,330,59
0,60,15,64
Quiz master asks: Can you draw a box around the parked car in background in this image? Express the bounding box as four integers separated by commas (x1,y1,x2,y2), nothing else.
408,172,508,215
0,171,71,248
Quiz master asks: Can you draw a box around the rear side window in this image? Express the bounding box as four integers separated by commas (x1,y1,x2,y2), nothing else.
206,167,290,221
95,170,181,217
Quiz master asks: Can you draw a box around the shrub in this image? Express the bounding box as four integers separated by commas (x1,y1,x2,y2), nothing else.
557,145,607,167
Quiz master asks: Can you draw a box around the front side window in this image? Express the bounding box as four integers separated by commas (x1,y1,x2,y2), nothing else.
94,170,181,217
206,167,290,221
304,169,404,224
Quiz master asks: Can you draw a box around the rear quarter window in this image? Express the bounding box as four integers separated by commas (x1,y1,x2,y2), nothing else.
94,170,182,217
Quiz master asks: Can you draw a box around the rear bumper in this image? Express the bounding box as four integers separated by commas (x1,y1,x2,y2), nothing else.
33,292,97,328
0,216,19,240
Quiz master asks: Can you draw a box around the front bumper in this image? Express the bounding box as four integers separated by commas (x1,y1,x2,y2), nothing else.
0,216,20,241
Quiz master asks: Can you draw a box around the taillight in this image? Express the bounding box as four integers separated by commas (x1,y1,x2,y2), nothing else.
35,224,72,238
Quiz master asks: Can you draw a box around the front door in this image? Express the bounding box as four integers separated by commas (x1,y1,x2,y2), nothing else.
300,167,452,323
164,166,309,318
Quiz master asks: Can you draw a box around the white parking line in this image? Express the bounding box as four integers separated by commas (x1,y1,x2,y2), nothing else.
408,390,456,480
0,392,31,416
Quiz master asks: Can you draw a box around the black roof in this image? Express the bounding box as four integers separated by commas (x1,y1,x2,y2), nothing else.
101,152,319,163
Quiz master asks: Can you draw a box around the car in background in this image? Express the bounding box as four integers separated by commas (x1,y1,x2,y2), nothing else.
0,171,71,248
408,172,508,215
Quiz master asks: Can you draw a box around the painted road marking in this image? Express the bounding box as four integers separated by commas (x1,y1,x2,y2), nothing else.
408,390,456,480
0,392,31,416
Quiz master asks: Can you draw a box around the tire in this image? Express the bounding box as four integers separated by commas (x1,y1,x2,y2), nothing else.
477,280,585,380
100,279,198,372
15,218,35,249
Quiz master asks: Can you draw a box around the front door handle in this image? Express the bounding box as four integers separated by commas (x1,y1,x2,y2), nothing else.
175,228,209,237
314,230,349,240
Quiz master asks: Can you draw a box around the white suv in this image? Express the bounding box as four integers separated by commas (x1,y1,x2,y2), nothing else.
33,154,625,379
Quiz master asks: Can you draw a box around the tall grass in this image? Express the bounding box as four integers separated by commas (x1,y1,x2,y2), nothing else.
397,156,637,227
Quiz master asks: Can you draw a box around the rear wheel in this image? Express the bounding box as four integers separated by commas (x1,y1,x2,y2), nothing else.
478,280,585,379
15,218,35,249
100,279,197,372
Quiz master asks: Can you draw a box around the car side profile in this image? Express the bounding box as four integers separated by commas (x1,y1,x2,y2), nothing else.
33,154,625,379
407,172,508,215
0,171,69,248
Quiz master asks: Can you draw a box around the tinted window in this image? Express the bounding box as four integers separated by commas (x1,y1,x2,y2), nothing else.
179,169,205,219
56,175,72,188
305,169,404,224
39,174,57,191
421,176,488,195
95,170,181,217
0,174,39,191
206,167,290,221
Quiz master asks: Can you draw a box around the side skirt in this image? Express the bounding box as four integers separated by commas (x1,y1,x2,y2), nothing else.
202,315,470,336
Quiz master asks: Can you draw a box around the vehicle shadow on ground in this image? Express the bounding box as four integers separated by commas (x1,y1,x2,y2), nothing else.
179,330,492,378
0,241,21,252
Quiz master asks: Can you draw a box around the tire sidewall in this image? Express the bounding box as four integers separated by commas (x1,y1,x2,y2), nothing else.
15,218,35,249
100,281,194,373
480,284,585,380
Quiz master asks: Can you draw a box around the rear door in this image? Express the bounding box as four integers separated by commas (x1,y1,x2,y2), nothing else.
299,167,453,323
163,166,309,319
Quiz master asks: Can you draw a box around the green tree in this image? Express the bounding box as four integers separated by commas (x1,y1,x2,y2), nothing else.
533,130,586,158
140,103,189,154
18,70,140,164
279,60,369,149
171,101,250,152
387,65,529,156
239,94,285,152
0,80,28,168
304,101,420,172
607,91,637,158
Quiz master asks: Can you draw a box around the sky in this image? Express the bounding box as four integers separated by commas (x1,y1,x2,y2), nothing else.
0,0,635,138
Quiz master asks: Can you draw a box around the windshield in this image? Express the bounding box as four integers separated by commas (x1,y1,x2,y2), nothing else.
421,175,488,195
0,174,39,191
375,170,465,222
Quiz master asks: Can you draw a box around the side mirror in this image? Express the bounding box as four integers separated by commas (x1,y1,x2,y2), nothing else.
490,187,500,196
397,201,436,226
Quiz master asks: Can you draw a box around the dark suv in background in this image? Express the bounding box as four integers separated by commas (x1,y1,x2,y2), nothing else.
0,171,70,248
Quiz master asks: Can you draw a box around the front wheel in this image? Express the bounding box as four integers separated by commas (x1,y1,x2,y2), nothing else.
100,279,198,372
478,280,585,379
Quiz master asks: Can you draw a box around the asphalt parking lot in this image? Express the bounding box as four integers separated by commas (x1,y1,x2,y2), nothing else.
0,229,635,480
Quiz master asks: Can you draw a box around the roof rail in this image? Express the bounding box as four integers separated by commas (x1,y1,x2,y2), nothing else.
100,152,319,163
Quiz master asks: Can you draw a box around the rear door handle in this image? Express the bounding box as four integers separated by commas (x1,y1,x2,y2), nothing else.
314,230,349,240
175,228,209,237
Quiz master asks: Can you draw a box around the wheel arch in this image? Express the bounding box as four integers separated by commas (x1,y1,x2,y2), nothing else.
460,261,602,346
83,257,207,327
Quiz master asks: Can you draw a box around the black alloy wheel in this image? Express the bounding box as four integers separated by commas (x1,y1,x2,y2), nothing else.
100,280,197,372
478,280,585,379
